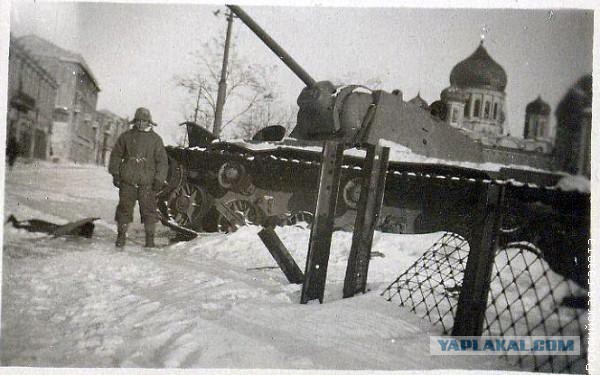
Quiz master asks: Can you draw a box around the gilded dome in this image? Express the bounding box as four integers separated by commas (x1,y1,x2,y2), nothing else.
450,42,507,92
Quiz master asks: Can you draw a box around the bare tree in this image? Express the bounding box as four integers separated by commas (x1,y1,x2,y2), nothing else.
234,98,297,140
175,31,278,139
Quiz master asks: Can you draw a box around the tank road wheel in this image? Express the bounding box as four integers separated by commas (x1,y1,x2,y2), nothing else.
217,162,255,196
169,182,207,231
342,177,362,209
498,199,530,244
500,211,523,234
285,211,314,229
217,199,262,233
163,156,185,194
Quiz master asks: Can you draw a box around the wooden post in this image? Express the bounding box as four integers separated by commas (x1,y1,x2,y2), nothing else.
343,144,390,298
300,141,345,304
452,184,505,336
258,227,304,284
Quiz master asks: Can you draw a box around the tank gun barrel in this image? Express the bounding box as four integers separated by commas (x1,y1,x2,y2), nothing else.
227,5,317,87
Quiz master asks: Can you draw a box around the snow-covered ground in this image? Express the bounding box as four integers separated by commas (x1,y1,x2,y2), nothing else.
2,161,525,371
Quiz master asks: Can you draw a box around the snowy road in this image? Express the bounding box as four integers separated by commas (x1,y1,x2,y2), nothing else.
1,162,520,371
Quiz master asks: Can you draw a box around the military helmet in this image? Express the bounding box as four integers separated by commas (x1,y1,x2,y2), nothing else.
129,107,156,125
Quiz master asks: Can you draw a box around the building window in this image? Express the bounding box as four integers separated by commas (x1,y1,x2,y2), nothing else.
32,72,39,98
464,99,470,117
53,109,69,123
23,66,31,95
493,103,498,119
538,118,546,138
484,101,490,119
474,99,481,117
451,107,459,123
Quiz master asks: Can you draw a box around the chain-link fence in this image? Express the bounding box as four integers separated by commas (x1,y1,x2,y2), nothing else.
381,232,588,373
381,232,468,334
485,244,588,373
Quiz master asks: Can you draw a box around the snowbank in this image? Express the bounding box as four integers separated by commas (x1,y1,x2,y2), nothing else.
0,159,524,371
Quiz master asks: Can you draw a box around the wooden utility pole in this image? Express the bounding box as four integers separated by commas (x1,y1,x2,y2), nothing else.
213,10,234,138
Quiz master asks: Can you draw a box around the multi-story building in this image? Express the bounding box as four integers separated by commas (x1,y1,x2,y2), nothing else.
7,36,58,160
16,35,101,163
94,110,130,166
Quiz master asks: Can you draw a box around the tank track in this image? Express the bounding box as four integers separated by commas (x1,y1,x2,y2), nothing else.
158,141,586,233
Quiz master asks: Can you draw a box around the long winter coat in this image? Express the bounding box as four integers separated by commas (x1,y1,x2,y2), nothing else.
108,128,168,186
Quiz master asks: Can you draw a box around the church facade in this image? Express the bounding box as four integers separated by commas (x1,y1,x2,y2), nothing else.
409,41,590,173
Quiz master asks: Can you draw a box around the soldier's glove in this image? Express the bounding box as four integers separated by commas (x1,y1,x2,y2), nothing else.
152,179,165,192
112,176,120,188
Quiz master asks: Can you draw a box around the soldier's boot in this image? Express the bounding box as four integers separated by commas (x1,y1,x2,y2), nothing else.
116,223,128,248
144,222,156,248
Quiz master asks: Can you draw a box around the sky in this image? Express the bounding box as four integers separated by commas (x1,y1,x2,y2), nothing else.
6,1,594,145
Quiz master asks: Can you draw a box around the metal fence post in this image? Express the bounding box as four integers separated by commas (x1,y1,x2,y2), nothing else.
452,183,505,336
343,144,390,298
300,140,345,304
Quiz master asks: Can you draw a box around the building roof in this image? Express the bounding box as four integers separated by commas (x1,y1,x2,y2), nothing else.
408,92,429,109
450,42,507,92
526,95,551,115
10,36,58,88
441,85,469,103
16,34,100,91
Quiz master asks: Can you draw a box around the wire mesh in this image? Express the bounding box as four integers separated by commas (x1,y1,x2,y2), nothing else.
381,232,470,334
484,244,588,373
382,232,588,374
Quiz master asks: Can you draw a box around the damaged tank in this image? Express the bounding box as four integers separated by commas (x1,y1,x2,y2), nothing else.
158,5,487,234
156,5,589,287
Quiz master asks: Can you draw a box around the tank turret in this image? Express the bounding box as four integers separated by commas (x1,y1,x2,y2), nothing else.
227,5,483,162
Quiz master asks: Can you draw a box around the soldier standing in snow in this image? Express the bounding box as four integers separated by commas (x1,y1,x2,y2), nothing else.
108,107,168,248
6,134,20,169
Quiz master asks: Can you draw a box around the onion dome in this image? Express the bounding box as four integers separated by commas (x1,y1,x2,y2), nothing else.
429,100,447,120
441,86,469,103
450,42,507,91
526,95,550,115
409,92,429,109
